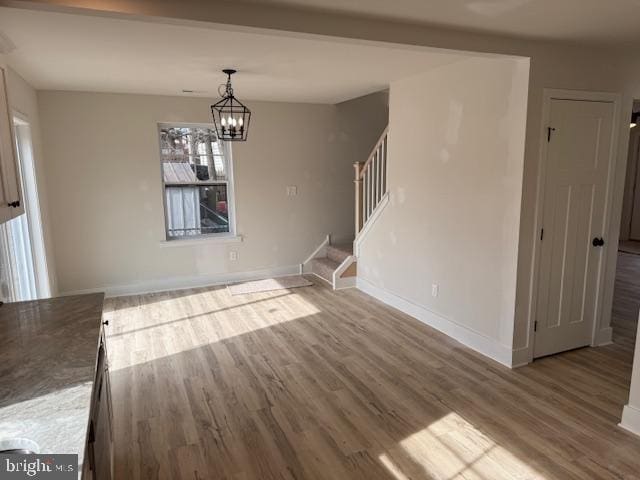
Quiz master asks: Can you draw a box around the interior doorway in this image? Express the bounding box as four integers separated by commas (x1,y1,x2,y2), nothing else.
620,100,640,252
0,114,50,302
613,99,640,351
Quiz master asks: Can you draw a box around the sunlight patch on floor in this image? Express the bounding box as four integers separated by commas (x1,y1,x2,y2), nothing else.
106,290,321,370
379,412,544,480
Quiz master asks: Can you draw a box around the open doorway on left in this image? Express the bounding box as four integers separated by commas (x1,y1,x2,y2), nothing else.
0,114,50,302
611,100,640,354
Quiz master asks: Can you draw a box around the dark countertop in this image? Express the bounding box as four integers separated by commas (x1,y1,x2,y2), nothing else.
0,293,105,473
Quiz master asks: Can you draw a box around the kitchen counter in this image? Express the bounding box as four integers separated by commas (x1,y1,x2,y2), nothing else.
0,293,105,474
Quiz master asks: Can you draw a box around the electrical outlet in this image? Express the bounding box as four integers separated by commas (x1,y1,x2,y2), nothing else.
286,186,298,196
229,251,238,261
431,283,439,297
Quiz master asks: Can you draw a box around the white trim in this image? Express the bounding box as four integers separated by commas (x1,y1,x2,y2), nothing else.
511,347,531,368
357,277,514,368
309,271,332,287
61,264,300,298
334,275,356,290
354,192,389,256
594,327,613,346
11,111,51,299
159,234,242,247
301,234,330,274
525,88,622,363
620,404,640,437
333,255,357,290
223,138,238,237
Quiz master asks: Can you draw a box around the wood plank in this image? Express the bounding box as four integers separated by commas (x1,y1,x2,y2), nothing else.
106,252,640,479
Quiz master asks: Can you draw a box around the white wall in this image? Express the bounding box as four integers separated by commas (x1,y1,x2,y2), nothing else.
5,67,58,295
37,91,386,295
357,57,529,365
621,320,640,435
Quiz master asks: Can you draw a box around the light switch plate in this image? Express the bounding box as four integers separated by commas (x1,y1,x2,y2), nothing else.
229,251,238,261
286,186,298,196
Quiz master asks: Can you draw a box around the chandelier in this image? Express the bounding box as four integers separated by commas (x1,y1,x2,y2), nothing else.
211,69,251,141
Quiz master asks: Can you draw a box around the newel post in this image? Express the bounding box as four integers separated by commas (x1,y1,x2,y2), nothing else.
354,162,363,234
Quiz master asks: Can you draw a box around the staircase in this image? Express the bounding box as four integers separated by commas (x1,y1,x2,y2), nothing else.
302,126,389,290
310,243,355,287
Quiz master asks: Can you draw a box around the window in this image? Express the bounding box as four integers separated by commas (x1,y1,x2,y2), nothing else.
159,124,235,240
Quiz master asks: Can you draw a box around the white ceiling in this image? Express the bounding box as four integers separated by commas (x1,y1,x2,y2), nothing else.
227,0,640,46
0,7,475,104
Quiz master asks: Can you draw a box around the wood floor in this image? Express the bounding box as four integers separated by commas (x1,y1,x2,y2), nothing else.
104,255,640,480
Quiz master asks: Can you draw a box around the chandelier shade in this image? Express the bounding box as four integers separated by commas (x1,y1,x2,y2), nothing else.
211,69,251,142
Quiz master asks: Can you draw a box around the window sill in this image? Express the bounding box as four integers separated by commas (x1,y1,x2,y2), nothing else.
159,234,243,248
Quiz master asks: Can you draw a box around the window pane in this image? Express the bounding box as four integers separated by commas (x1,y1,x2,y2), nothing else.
160,126,227,182
165,185,229,238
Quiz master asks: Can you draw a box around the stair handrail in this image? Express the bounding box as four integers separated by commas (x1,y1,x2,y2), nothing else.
357,126,389,180
354,125,389,234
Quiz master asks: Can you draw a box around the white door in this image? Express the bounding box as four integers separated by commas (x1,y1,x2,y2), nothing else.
534,98,615,358
0,65,22,223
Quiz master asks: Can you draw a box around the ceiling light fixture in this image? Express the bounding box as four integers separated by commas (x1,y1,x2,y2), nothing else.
211,69,251,142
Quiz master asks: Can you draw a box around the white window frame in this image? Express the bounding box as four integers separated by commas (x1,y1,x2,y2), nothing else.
157,122,238,243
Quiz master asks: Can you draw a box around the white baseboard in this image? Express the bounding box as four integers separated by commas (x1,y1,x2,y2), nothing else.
334,275,356,290
62,264,301,298
594,327,614,346
511,347,531,368
509,326,612,368
333,255,356,290
620,404,640,437
356,277,514,368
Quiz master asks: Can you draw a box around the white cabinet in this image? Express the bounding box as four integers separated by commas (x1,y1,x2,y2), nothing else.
0,64,24,224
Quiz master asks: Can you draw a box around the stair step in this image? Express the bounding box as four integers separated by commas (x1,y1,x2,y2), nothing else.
311,257,341,283
326,243,354,264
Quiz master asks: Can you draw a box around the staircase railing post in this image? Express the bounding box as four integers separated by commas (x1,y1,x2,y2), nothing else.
354,162,364,234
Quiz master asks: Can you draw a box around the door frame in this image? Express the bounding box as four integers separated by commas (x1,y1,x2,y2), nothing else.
11,110,51,299
526,88,622,363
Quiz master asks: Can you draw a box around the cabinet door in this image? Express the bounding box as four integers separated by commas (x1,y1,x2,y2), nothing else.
0,66,24,222
91,343,113,480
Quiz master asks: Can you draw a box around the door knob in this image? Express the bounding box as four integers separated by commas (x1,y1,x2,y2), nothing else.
592,237,605,247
